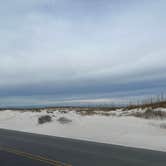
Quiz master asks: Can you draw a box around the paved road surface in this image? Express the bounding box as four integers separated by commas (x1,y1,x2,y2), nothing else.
0,128,166,166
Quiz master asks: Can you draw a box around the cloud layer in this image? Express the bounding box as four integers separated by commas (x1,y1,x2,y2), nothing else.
0,0,166,106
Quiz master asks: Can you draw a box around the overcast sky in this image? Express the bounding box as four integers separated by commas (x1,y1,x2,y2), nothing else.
0,0,166,106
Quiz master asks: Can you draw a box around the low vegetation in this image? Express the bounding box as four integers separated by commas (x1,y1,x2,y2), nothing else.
132,108,166,119
123,101,166,111
57,117,72,124
38,115,52,124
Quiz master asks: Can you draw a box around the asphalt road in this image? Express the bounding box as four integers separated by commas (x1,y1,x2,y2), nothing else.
0,129,166,166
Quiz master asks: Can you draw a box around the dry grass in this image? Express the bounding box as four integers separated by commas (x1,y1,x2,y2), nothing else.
123,101,166,111
131,108,166,119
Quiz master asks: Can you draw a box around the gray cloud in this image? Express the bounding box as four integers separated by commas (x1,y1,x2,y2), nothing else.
0,0,166,106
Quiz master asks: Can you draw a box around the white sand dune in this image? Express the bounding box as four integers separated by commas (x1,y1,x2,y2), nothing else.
0,109,166,152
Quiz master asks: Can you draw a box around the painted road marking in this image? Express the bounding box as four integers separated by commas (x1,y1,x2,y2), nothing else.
0,146,72,166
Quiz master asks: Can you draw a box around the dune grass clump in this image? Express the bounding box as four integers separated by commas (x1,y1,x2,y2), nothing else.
38,115,52,124
57,117,72,124
133,108,166,119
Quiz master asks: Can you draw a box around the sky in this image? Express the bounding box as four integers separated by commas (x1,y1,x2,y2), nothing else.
0,0,166,106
